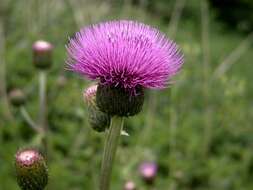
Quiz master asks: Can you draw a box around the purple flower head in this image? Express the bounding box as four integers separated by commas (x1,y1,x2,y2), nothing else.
66,20,184,92
139,161,158,183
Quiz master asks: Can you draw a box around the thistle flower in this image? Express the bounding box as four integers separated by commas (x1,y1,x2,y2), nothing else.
67,20,183,90
84,85,110,132
15,149,48,190
33,40,53,69
67,20,183,116
139,161,157,185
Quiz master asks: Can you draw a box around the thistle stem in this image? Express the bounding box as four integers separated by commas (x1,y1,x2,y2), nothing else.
0,18,13,120
100,116,124,190
201,0,212,156
39,71,48,155
20,106,41,133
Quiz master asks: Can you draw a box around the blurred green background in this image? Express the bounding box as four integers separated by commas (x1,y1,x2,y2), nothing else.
0,0,253,189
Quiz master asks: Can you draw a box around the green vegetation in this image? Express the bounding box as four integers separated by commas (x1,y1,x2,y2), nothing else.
0,0,253,189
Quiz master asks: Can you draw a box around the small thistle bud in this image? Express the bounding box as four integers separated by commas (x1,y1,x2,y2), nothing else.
96,84,144,117
139,162,157,185
124,181,136,190
84,85,98,106
9,89,26,107
32,40,53,70
15,149,48,190
84,85,110,132
56,75,67,88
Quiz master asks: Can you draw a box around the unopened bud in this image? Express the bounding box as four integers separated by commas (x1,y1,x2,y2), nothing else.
139,161,157,185
9,89,26,107
124,181,136,190
32,40,53,70
84,85,98,106
56,75,67,88
15,149,48,190
84,85,110,132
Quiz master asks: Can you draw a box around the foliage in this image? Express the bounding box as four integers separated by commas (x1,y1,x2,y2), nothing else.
0,0,253,189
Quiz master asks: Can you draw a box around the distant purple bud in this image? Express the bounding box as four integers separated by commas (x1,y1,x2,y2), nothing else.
139,162,157,185
9,89,26,107
124,181,136,190
15,149,48,190
56,75,67,88
33,40,53,70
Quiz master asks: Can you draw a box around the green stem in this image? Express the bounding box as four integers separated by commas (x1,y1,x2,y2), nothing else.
39,71,48,156
0,18,13,120
100,116,124,190
20,106,41,133
201,0,212,156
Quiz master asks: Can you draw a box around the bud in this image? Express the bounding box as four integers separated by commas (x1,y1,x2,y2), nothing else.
139,162,157,185
84,85,110,132
32,40,53,70
124,181,136,190
15,149,48,190
56,75,67,88
96,84,144,117
9,89,26,107
84,85,98,106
